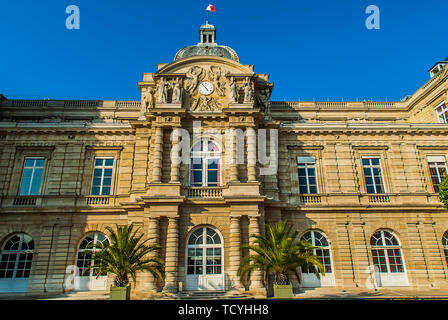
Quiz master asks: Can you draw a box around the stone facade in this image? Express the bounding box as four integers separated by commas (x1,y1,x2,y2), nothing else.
1,24,448,296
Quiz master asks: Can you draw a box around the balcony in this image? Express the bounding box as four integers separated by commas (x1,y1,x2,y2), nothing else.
184,187,223,198
368,194,390,203
12,196,40,206
0,195,121,208
290,193,443,208
299,195,322,204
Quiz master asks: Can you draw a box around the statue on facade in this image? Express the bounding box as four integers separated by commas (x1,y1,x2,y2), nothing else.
229,77,238,104
172,78,182,104
256,87,271,113
157,77,168,104
142,87,155,112
243,77,254,104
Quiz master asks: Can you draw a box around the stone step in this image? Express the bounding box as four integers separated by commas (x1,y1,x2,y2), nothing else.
178,291,252,300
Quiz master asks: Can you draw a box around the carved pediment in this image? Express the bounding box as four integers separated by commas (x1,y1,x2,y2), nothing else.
149,56,271,115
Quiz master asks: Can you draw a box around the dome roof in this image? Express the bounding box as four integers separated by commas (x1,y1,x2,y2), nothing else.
174,44,239,62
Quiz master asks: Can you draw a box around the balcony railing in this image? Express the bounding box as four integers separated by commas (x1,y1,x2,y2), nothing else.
299,195,322,204
368,194,391,203
184,187,223,198
13,196,38,206
86,196,111,206
0,195,121,208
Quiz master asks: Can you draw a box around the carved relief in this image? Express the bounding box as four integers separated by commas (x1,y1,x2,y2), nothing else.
191,96,222,112
209,66,228,96
184,66,205,94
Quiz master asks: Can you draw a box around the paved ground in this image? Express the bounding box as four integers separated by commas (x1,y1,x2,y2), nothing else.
294,287,448,299
2,288,448,300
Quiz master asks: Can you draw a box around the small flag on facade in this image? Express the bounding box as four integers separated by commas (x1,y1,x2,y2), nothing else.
206,4,216,12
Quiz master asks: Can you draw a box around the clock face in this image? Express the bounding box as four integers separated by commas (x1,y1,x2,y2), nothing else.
198,81,214,95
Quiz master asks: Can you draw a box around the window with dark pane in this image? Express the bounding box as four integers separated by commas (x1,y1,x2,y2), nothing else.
300,230,333,274
76,233,108,277
436,103,448,124
0,234,34,279
362,157,385,194
19,157,45,196
297,156,318,194
370,230,404,274
190,140,221,187
427,157,447,193
90,157,114,195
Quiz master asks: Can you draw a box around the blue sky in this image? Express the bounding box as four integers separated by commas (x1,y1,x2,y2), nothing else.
0,0,447,102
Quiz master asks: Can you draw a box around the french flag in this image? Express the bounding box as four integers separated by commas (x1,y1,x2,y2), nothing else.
206,4,216,12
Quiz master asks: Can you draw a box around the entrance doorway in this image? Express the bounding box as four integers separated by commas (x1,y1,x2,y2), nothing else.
185,226,224,291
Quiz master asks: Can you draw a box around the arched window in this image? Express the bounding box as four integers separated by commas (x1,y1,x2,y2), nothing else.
190,140,221,187
301,230,333,273
0,234,34,279
442,231,448,266
370,230,404,273
76,233,109,277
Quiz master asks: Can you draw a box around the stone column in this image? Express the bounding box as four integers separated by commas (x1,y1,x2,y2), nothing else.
229,216,244,290
142,217,160,291
163,217,179,292
248,216,265,291
170,128,180,183
230,128,239,182
247,127,257,181
151,126,163,183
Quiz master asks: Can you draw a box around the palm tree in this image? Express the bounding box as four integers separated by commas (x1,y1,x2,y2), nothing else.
82,224,165,287
439,175,448,210
238,220,324,287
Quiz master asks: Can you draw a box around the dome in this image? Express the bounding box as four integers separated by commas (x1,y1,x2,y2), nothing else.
174,22,240,62
174,45,239,62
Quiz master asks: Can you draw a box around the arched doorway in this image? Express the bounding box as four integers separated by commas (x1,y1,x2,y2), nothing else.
370,230,408,287
300,230,335,287
185,226,224,291
75,232,109,291
0,233,34,293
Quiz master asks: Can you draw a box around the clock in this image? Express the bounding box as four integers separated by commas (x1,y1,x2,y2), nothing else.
198,81,214,95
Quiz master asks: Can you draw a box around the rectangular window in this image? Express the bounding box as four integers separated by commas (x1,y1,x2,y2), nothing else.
436,102,448,123
428,156,447,193
362,157,385,194
297,156,318,194
91,157,114,195
190,158,220,187
19,157,45,196
191,158,203,187
206,158,220,187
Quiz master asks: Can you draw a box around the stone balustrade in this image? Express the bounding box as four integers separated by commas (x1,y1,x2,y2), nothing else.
184,187,223,198
0,195,122,208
